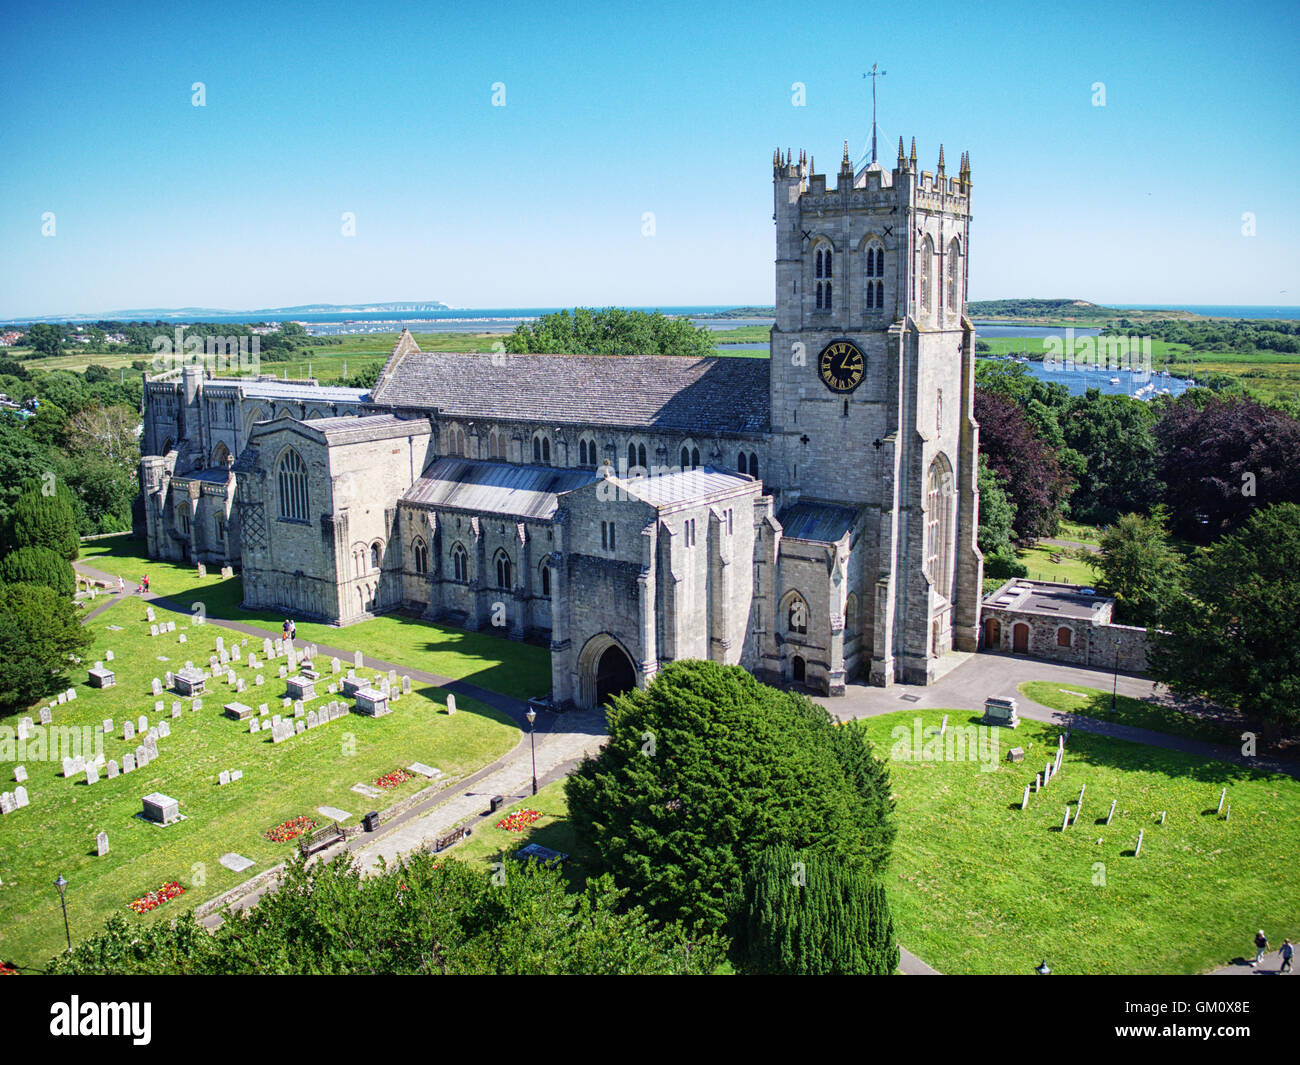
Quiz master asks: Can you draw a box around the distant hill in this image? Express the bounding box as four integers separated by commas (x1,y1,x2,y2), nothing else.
7,300,452,325
968,299,1202,323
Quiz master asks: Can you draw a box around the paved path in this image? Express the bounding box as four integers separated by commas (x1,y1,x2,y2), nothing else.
1212,949,1293,976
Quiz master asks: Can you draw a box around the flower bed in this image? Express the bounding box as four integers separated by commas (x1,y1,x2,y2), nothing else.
496,808,542,832
374,769,414,790
265,815,317,843
129,880,186,914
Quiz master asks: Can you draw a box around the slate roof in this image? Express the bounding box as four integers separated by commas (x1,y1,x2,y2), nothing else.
777,501,859,543
370,350,769,434
238,381,371,403
402,458,600,520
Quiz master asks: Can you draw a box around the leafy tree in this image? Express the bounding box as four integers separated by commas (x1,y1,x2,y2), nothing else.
1060,390,1161,524
565,660,895,946
340,361,384,389
7,480,80,559
1148,503,1300,730
27,400,69,449
1087,507,1185,626
977,455,1026,580
0,545,74,598
0,582,93,716
744,844,897,975
46,853,724,974
65,404,139,471
23,323,64,357
974,389,1073,540
1155,396,1300,542
0,416,54,537
82,364,111,384
505,308,715,358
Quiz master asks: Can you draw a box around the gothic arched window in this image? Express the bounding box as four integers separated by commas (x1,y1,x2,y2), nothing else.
787,593,808,635
540,563,551,597
947,238,961,312
749,452,759,479
494,550,512,590
413,538,428,575
737,452,747,475
451,542,468,582
628,442,647,471
277,448,309,522
488,429,505,460
920,236,935,316
925,454,955,600
370,541,382,569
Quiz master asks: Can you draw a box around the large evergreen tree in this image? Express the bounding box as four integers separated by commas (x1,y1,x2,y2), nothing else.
565,660,896,944
0,545,75,598
7,480,80,559
0,582,93,716
744,844,897,975
1148,503,1300,730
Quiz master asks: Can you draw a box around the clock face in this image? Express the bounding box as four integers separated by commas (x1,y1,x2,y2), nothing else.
817,339,865,393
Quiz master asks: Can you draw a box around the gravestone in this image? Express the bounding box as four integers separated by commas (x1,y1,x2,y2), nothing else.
1077,783,1086,805
96,831,110,856
271,721,292,744
220,565,233,579
282,697,292,708
85,763,99,786
88,666,116,688
354,650,363,668
1134,828,1144,856
17,720,30,742
446,693,457,715
178,633,186,644
167,620,175,632
14,786,27,808
258,703,268,715
218,770,231,786
1216,788,1226,816
0,793,13,816
223,702,254,721
103,717,114,734
146,607,156,622
295,720,306,734
158,721,171,739
39,707,52,725
137,714,148,734
193,697,203,712
165,670,175,688
1105,799,1117,826
216,635,225,655
106,760,119,779
226,670,236,685
1061,806,1070,832
151,677,163,697
231,769,242,781
141,792,180,825
1007,747,1024,763
331,657,341,674
135,745,148,767
106,649,114,661
122,753,136,773
1021,784,1031,810
123,721,135,741
256,675,264,686
279,665,288,679
328,683,337,695
150,625,159,637
981,697,1020,729
197,563,207,578
14,766,27,784
220,852,255,873
250,719,260,733
67,687,76,701
354,688,390,717
306,710,319,729
262,637,273,658
236,678,246,693
293,701,304,718
233,644,242,661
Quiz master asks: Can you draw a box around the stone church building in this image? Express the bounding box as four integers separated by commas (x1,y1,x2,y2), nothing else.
139,136,983,708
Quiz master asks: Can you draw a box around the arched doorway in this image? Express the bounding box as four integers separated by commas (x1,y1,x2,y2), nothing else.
984,617,1001,649
1012,623,1029,654
792,655,806,684
595,645,635,707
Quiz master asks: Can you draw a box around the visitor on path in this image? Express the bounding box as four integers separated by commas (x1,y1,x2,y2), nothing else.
1253,930,1269,966
282,620,290,642
117,576,125,594
1282,939,1294,973
288,619,296,641
137,574,146,594
142,574,149,593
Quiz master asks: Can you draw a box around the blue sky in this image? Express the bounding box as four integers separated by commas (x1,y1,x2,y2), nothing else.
2,0,1297,317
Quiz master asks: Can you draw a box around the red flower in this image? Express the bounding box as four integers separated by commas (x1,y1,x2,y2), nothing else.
128,880,186,914
265,816,318,842
374,769,414,789
496,809,542,832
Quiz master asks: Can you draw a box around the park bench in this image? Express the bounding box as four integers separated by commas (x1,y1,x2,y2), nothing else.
299,821,346,857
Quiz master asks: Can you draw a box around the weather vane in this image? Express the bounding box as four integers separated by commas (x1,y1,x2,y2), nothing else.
862,65,886,165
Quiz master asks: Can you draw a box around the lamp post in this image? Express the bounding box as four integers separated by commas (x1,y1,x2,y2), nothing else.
54,874,71,952
525,707,538,796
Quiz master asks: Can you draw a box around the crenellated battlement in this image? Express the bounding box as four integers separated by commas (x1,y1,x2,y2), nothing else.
774,136,972,213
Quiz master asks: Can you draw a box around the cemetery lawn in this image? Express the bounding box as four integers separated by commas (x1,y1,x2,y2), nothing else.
1019,682,1241,747
80,536,551,701
858,709,1300,974
0,597,521,970
452,781,592,889
1014,542,1097,585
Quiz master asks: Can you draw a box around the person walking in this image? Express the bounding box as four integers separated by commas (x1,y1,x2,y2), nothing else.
282,619,290,643
1253,929,1269,967
117,576,125,594
142,574,149,593
288,619,296,641
1281,939,1294,974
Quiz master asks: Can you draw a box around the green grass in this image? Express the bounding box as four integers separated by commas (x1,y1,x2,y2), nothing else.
1014,542,1097,585
79,536,551,701
1055,520,1102,547
1019,681,1240,747
858,708,1299,974
0,595,522,970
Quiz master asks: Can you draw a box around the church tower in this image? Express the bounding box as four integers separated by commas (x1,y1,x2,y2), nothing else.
767,137,982,685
